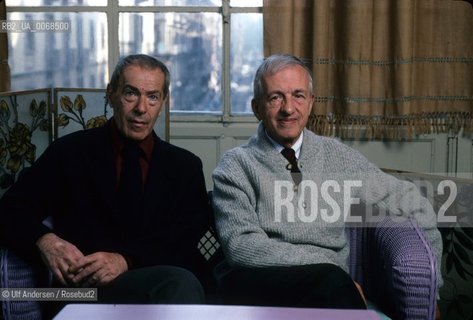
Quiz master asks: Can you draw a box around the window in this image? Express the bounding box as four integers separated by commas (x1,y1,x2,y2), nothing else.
6,0,263,118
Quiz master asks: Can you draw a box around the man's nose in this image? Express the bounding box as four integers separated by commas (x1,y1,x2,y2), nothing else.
280,94,295,114
134,96,148,114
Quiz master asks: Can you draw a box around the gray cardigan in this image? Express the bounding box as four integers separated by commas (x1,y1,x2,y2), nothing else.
212,123,443,287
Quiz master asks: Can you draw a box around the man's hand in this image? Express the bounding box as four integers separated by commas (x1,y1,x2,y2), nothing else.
435,304,441,320
354,281,367,307
69,252,128,287
36,233,85,286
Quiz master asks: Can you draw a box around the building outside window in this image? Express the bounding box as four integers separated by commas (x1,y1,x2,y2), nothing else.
5,0,263,117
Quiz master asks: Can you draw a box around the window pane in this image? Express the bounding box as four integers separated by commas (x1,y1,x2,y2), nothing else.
6,0,107,6
119,0,221,6
120,12,222,113
230,0,262,7
8,12,108,90
231,13,263,114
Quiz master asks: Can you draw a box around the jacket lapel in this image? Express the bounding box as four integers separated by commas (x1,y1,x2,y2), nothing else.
90,124,117,214
142,135,173,222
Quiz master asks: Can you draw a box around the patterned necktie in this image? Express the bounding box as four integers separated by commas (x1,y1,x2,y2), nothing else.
281,148,302,186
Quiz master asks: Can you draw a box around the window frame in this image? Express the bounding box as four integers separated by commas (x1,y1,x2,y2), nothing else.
6,0,262,124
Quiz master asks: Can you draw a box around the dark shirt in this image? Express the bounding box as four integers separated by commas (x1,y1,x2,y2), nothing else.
110,120,154,186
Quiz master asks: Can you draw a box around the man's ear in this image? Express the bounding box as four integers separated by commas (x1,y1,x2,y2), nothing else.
309,94,315,114
251,99,262,121
158,97,168,117
106,84,114,108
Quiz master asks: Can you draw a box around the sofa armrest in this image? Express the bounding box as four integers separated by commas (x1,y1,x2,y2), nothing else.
364,218,437,320
1,248,50,320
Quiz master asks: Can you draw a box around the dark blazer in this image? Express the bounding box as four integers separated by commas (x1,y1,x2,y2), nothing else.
0,121,211,273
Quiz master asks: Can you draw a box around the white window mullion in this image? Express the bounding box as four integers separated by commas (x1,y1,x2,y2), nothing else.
221,0,231,124
108,0,120,80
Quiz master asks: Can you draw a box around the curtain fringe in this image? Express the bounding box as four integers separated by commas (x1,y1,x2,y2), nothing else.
307,112,473,140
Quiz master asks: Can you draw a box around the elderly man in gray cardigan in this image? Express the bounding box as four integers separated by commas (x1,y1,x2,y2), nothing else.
212,54,442,311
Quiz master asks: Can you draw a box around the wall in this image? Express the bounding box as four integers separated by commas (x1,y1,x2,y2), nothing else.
170,121,473,190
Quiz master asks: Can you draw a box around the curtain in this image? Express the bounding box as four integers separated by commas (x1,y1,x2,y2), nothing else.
0,0,10,92
264,0,473,139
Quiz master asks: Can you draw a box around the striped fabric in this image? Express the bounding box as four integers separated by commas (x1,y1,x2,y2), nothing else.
0,249,49,320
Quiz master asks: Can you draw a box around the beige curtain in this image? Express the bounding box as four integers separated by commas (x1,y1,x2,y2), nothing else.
0,0,10,92
264,0,473,139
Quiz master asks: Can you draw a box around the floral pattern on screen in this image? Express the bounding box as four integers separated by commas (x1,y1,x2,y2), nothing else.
58,94,108,130
0,94,50,195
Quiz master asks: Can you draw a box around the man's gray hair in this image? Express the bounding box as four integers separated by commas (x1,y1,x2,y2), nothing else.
109,54,171,99
253,54,313,102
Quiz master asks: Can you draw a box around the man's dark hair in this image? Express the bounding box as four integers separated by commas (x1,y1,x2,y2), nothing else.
109,54,171,99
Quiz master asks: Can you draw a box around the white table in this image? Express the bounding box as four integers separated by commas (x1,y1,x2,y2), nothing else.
54,304,380,320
